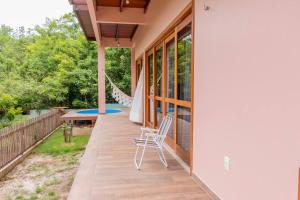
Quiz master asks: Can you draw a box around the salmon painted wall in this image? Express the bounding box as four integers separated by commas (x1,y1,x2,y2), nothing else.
133,0,191,58
193,0,300,200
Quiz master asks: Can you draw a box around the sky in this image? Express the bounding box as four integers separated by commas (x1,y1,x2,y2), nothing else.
0,0,73,29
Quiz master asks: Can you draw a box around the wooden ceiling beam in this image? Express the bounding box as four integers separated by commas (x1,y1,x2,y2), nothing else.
120,0,125,12
130,25,138,41
93,0,97,11
86,0,101,45
96,6,147,25
144,0,151,13
69,0,86,5
115,24,119,41
99,24,103,39
73,5,88,11
74,10,92,40
101,37,133,48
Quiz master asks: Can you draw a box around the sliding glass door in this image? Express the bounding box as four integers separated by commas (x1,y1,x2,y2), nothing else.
146,51,154,126
175,20,192,162
164,35,176,146
145,14,193,165
155,45,163,127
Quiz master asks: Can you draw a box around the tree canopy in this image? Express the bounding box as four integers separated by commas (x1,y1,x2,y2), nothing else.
0,13,131,128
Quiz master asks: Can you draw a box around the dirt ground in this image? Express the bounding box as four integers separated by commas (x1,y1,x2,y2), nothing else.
0,152,82,200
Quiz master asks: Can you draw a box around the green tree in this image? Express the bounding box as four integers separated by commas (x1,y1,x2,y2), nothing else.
105,48,131,102
0,13,131,128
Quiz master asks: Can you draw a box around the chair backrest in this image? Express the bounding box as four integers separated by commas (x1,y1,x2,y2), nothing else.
157,115,167,132
156,114,173,145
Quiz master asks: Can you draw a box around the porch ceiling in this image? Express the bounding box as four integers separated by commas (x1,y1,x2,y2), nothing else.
100,23,138,39
97,0,150,10
69,0,150,46
74,9,95,41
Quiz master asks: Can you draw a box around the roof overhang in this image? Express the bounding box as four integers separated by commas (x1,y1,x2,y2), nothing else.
69,0,151,47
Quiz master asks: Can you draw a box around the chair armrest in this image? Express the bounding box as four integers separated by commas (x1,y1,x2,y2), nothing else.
141,127,158,133
138,127,159,140
145,132,164,138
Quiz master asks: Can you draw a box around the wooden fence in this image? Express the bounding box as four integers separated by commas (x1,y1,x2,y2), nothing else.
0,109,64,169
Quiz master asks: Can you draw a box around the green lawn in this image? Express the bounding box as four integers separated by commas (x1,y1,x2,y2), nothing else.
1,128,90,200
34,128,90,155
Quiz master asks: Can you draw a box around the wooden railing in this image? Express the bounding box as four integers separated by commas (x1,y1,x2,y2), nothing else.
0,109,64,169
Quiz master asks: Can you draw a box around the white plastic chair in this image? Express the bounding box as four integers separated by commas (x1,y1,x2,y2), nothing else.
134,114,173,170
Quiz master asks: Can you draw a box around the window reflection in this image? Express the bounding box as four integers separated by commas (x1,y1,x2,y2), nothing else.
166,103,175,139
156,101,163,127
148,98,154,124
177,106,191,152
166,40,175,98
177,23,192,101
148,54,153,95
156,48,163,97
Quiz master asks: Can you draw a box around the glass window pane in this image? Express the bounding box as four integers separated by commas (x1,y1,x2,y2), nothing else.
177,23,192,101
177,106,191,152
166,39,175,98
156,100,163,127
148,54,153,95
155,48,163,97
147,98,154,124
166,103,175,139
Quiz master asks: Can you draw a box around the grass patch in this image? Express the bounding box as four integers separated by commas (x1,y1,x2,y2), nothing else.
35,186,43,194
2,127,89,200
48,191,55,196
15,196,24,200
44,177,61,186
33,128,89,155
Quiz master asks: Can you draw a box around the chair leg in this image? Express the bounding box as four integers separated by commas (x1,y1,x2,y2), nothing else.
158,148,168,168
134,145,147,170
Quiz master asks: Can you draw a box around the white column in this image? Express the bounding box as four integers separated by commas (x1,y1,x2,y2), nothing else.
98,46,106,114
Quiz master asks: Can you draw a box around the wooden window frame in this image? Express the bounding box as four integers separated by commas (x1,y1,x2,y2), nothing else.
154,43,164,127
145,49,155,127
143,8,194,166
154,43,163,98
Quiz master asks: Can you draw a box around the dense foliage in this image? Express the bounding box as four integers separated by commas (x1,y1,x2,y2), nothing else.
0,13,131,127
105,48,131,102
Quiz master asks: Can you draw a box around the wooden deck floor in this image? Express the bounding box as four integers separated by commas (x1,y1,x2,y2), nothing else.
68,109,212,200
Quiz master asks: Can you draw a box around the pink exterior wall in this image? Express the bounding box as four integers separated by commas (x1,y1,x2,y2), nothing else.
133,0,191,57
193,1,300,200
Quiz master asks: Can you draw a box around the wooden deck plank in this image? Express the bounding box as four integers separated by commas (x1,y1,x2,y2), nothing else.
68,109,211,200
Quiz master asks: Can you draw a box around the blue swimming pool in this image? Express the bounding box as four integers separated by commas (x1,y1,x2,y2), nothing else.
77,109,121,114
77,104,124,114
